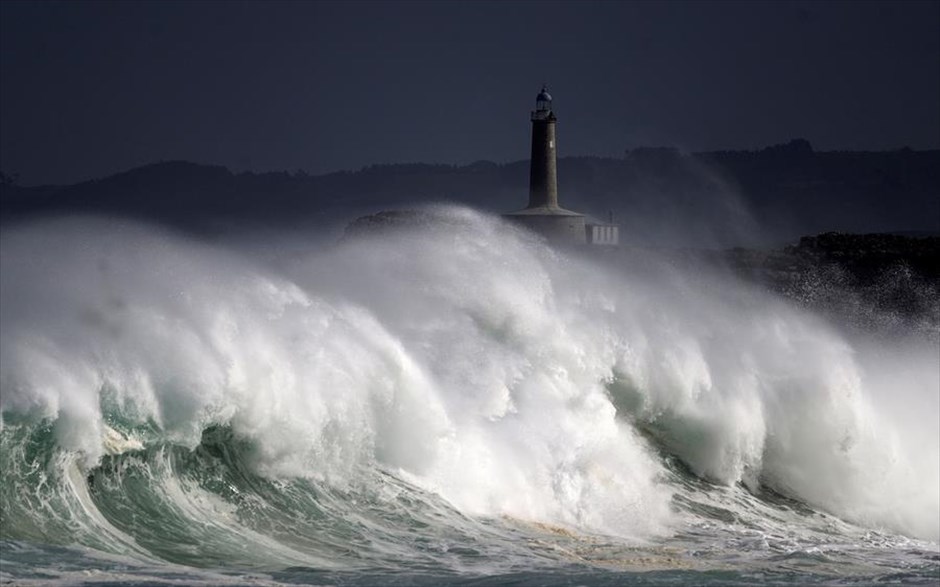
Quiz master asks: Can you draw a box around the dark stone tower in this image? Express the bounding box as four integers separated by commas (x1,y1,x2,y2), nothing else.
505,86,587,244
528,86,559,209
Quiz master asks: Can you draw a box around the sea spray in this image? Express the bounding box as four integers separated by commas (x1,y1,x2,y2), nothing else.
1,209,938,580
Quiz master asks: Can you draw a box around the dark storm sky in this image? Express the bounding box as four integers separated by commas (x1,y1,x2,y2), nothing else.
1,0,938,185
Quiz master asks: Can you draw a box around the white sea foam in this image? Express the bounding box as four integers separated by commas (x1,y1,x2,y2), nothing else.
1,209,937,543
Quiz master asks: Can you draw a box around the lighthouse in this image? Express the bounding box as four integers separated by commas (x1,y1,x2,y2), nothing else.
505,86,617,245
505,87,619,246
528,85,560,209
349,87,618,245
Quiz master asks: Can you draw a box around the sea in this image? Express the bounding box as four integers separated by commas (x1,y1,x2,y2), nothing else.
1,208,938,586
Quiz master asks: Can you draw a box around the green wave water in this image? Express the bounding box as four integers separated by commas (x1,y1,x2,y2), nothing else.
1,211,937,585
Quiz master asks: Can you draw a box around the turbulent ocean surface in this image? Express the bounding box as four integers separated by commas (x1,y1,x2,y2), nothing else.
1,209,938,586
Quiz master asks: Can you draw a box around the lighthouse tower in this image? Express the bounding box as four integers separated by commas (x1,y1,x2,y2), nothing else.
528,86,559,208
505,86,587,244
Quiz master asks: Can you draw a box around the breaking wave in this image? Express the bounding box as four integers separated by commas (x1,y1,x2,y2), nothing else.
1,208,937,582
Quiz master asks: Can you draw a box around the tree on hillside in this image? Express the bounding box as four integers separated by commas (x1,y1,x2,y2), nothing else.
0,171,20,186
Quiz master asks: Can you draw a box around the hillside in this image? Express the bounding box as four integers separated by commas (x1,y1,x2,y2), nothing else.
2,141,937,247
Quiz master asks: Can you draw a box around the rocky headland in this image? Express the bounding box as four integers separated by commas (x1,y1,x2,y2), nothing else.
720,232,939,337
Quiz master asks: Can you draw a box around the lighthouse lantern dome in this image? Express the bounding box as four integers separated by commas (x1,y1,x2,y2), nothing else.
536,85,552,112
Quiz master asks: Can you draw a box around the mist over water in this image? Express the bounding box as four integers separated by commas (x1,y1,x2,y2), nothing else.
1,209,937,584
